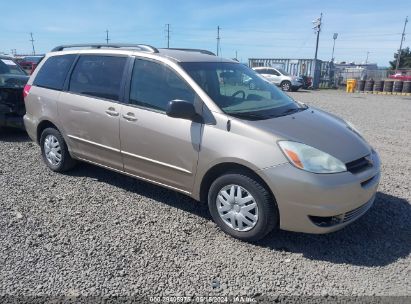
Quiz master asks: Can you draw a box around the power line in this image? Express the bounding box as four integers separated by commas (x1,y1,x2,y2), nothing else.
395,16,408,71
105,29,110,44
29,32,35,55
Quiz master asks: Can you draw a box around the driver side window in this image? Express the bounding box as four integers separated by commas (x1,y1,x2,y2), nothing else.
129,59,195,112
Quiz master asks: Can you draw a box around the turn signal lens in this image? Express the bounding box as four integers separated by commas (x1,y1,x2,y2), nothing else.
278,141,347,174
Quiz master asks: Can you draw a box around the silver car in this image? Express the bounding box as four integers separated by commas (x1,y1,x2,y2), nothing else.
253,67,303,91
23,44,380,241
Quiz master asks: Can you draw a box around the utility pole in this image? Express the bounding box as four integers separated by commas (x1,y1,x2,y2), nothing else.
166,24,170,48
365,51,370,64
105,29,110,44
395,16,408,72
331,33,338,62
312,13,322,89
216,26,221,56
30,32,35,55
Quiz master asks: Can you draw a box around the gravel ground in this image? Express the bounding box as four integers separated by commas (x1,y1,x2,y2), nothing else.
0,90,410,301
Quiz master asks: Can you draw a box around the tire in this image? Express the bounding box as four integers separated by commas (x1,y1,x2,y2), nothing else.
208,172,278,241
281,81,292,91
40,127,76,172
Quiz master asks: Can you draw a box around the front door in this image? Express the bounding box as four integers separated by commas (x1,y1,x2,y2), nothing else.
58,54,128,170
120,58,202,193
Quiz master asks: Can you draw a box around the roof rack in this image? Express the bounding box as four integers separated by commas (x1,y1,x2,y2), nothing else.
160,48,216,56
51,44,159,53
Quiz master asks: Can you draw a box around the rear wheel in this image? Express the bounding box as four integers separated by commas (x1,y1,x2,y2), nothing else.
40,127,76,172
281,81,292,91
208,172,278,241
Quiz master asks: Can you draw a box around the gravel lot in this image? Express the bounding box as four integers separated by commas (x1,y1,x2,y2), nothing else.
0,90,410,301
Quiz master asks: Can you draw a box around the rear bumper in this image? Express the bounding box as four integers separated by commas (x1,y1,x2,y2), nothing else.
23,114,37,142
0,108,25,129
259,151,381,233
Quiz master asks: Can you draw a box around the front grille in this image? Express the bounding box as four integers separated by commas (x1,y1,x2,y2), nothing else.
343,198,374,223
346,156,372,174
309,196,375,227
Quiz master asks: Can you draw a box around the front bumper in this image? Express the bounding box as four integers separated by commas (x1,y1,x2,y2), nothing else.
260,151,381,233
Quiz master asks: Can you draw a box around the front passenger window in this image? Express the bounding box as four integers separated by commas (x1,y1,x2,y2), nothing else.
129,59,195,112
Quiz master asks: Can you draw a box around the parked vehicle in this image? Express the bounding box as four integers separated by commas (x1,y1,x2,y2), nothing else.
0,56,29,129
24,44,380,241
17,55,44,75
388,72,411,81
253,67,303,91
300,75,312,89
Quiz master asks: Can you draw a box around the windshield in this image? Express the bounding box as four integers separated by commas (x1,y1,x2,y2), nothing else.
0,58,27,76
180,62,304,120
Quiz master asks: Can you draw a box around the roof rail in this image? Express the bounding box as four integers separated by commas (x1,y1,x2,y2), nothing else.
161,48,216,56
51,44,159,53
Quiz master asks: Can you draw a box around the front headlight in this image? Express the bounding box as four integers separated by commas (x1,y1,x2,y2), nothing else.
278,141,347,174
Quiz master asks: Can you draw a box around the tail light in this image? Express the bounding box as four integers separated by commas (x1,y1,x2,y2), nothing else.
23,84,32,99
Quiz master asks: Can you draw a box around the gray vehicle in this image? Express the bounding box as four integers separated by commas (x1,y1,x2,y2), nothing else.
253,67,303,91
23,44,380,241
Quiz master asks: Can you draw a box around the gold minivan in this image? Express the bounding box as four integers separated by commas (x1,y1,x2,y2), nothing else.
24,44,380,241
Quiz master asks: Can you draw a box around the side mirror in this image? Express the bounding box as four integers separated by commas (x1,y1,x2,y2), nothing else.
166,99,201,121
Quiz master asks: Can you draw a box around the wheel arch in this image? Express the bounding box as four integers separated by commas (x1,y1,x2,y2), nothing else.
198,162,277,205
36,120,59,144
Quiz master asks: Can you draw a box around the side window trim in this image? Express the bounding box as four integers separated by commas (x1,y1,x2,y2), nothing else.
62,54,80,92
66,54,129,103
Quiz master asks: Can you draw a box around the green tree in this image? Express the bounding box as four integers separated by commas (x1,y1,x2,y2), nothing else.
390,47,411,69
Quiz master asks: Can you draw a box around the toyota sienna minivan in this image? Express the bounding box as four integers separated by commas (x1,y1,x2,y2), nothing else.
23,44,380,241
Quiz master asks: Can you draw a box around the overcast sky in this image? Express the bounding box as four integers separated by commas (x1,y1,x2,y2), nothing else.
1,0,409,66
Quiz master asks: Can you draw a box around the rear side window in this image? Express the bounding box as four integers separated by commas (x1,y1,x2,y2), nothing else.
69,55,127,101
129,59,194,112
33,55,76,90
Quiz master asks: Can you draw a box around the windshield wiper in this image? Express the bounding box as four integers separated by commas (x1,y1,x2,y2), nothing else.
278,107,307,117
229,112,272,120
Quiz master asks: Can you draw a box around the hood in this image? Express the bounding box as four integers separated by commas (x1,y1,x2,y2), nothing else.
246,107,371,163
0,74,29,89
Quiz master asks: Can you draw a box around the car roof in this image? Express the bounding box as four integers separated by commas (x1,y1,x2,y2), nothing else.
47,45,235,63
253,67,277,69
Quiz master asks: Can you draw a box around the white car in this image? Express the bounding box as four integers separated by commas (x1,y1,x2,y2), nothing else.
253,67,303,91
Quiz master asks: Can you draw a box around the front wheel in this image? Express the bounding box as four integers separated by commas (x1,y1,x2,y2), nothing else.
208,172,278,241
281,81,292,91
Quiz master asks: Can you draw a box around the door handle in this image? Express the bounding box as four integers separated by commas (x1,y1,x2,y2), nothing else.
105,107,119,116
122,112,137,122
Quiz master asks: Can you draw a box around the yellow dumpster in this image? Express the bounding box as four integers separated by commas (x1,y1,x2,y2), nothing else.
346,79,357,93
